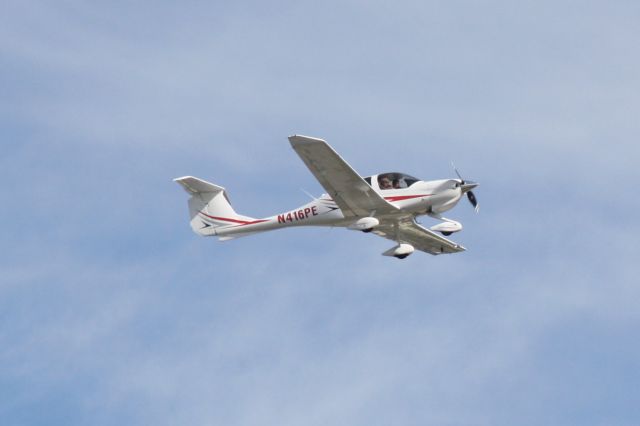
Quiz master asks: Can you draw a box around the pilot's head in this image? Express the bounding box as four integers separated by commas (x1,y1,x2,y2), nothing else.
380,177,391,188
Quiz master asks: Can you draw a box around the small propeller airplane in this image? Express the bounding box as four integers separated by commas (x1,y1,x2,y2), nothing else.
175,135,479,259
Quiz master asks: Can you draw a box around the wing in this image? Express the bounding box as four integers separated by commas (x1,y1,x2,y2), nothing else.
373,217,466,255
289,135,398,217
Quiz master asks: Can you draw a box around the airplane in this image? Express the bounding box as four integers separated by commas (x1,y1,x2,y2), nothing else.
175,135,479,259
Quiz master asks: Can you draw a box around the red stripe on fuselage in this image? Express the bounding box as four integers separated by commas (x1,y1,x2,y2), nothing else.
384,194,432,202
199,211,268,226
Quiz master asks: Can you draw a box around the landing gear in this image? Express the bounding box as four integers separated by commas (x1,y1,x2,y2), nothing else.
383,243,414,259
362,228,373,233
429,214,462,235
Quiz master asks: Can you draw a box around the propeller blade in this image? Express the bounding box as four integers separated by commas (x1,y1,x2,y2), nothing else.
467,191,479,212
452,162,464,183
453,163,479,212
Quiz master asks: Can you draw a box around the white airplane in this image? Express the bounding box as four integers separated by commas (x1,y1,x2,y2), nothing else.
175,135,479,259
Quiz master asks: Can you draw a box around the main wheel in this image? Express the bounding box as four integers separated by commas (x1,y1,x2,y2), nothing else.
441,231,452,236
395,254,409,259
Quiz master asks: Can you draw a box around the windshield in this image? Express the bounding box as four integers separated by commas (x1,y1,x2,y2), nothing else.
377,172,419,189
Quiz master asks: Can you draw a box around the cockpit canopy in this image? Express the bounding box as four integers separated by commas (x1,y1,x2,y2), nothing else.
363,172,420,190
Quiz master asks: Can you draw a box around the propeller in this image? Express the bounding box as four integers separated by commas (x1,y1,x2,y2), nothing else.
452,163,479,212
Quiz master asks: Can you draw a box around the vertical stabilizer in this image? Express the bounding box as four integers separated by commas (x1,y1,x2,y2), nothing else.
174,176,256,236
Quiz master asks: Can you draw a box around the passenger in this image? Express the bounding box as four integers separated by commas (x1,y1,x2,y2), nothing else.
379,176,392,189
392,179,401,189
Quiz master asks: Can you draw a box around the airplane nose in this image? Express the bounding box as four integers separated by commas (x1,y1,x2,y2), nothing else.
452,165,480,212
460,181,478,193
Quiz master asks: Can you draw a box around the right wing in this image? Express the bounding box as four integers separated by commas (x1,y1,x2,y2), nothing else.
373,217,466,255
289,135,398,217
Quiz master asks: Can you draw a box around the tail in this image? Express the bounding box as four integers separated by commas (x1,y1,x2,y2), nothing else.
174,176,257,236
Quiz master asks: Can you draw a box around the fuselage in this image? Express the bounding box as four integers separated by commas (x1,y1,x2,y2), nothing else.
211,173,464,238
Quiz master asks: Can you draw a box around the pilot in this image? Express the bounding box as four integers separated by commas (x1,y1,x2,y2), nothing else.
379,176,392,189
392,179,401,189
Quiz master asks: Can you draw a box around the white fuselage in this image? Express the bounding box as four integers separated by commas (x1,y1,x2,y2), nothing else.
210,176,464,238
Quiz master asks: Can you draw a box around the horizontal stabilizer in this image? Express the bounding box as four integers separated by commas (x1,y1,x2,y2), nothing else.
174,176,225,194
218,231,261,241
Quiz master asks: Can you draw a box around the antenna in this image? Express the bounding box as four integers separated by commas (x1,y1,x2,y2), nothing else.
300,188,317,201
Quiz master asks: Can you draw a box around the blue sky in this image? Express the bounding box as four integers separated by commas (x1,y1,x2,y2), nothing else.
1,1,639,425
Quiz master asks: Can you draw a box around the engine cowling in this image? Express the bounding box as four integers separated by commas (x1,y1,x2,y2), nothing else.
347,217,380,232
382,243,415,259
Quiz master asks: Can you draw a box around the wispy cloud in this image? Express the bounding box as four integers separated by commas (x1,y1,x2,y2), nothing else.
1,1,639,425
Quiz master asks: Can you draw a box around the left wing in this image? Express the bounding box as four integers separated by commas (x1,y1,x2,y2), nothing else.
289,135,398,217
373,217,466,255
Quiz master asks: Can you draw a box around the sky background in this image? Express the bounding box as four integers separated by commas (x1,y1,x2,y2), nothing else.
1,1,639,425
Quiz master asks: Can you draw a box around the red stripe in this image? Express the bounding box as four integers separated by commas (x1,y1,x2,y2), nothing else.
199,212,268,226
384,194,432,202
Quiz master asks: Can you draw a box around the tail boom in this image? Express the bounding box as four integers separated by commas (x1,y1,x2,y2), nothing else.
175,176,347,241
